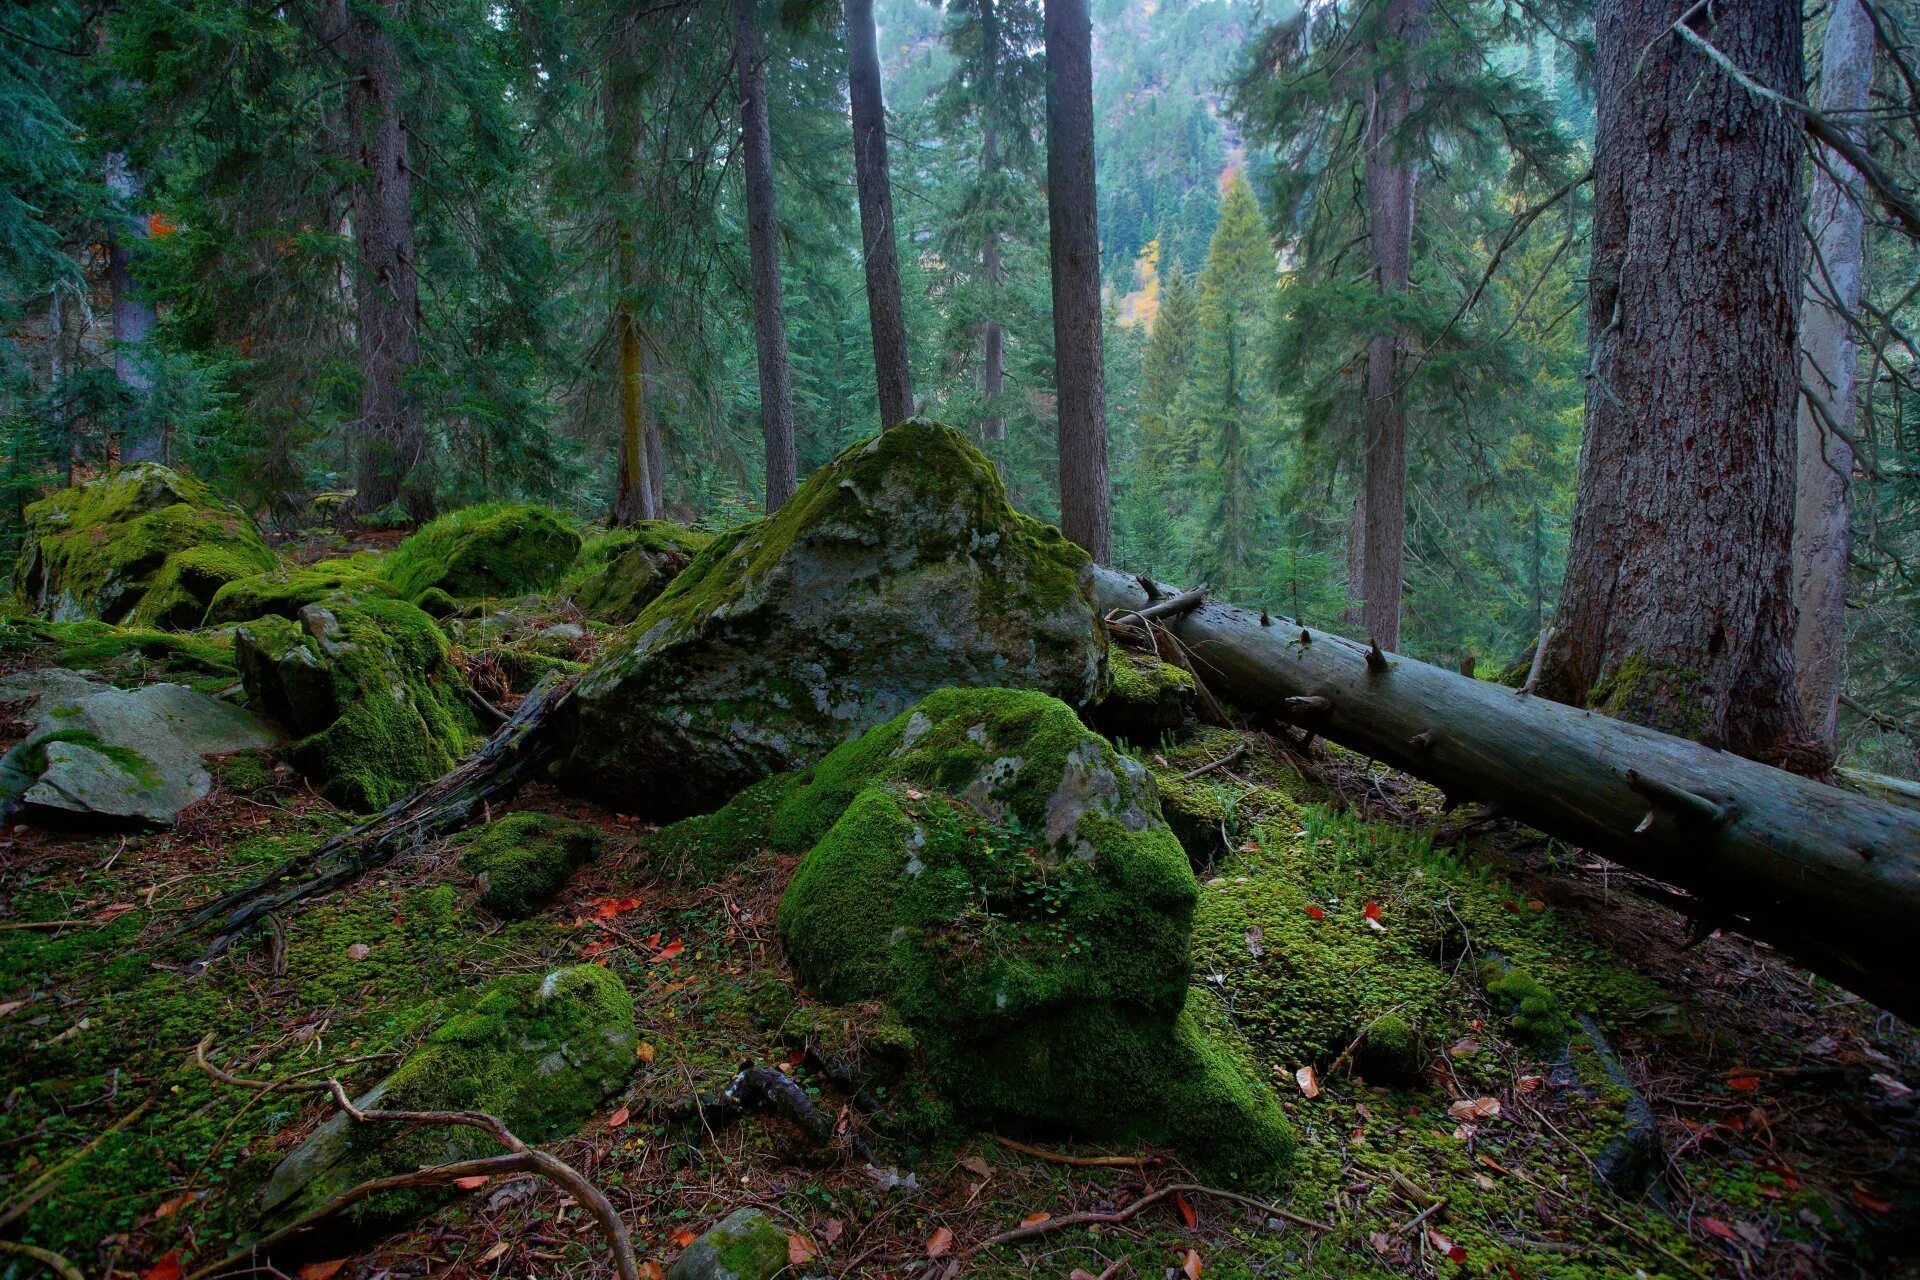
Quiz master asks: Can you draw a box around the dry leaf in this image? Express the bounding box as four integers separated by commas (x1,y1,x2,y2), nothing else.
151,1192,193,1220
1515,1075,1542,1093
1070,1271,1101,1280
636,1264,664,1280
479,1242,511,1263
345,942,371,960
1699,1216,1739,1242
1180,1248,1203,1280
1245,925,1264,957
926,1227,954,1258
1019,1211,1051,1227
94,902,137,922
650,938,685,963
607,1105,631,1127
1295,1064,1320,1098
635,1041,656,1063
1448,1097,1502,1121
1870,1073,1913,1099
787,1234,816,1265
820,1219,844,1246
1175,1191,1197,1229
959,1155,992,1178
0,1000,22,1017
671,1229,699,1249
143,1253,183,1280
1447,1037,1480,1058
296,1261,346,1280
1425,1229,1466,1263
452,1175,490,1190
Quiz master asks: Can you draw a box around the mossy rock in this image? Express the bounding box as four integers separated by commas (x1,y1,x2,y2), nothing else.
13,463,276,629
204,561,396,626
462,812,604,919
257,965,636,1229
1085,646,1197,745
665,1208,790,1280
766,686,1291,1182
0,615,238,688
565,521,715,625
234,596,477,811
559,420,1106,820
381,502,582,602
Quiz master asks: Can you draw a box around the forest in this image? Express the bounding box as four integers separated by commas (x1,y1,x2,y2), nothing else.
1,0,1919,1279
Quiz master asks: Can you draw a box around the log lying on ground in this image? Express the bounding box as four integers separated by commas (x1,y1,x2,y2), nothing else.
1091,567,1920,1023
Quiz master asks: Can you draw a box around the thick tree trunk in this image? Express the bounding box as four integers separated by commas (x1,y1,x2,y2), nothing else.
1793,0,1871,756
980,122,1006,443
1540,0,1815,769
607,10,654,527
845,0,914,431
732,0,798,511
103,152,161,463
1356,0,1425,652
337,0,425,516
1092,568,1920,1024
1043,0,1112,562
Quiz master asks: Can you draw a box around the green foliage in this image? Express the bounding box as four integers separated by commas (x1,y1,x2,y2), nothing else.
563,520,714,624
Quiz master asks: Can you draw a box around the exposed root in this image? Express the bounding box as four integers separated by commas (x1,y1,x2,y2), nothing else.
680,1063,875,1163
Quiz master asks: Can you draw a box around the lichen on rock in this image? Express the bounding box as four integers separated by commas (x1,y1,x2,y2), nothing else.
462,811,604,919
381,502,582,603
234,596,476,810
12,464,276,629
558,420,1107,820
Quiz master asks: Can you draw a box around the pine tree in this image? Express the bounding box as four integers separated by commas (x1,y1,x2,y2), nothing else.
1139,251,1196,469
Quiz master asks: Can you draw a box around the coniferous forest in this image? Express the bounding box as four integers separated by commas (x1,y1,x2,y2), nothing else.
3,2,1920,1278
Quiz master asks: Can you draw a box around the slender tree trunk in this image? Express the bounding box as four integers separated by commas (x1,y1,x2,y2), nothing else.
732,0,797,511
1793,0,1872,756
1043,0,1112,561
607,9,654,527
104,152,161,463
1345,490,1366,628
980,120,1006,442
1540,0,1815,769
646,404,665,514
1357,0,1426,652
844,0,914,430
336,0,425,516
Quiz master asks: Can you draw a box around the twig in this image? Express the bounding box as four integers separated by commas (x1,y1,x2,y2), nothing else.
0,1099,154,1229
1172,745,1248,784
1520,626,1553,695
0,920,90,931
0,1239,86,1280
988,1134,1158,1168
965,1181,1333,1254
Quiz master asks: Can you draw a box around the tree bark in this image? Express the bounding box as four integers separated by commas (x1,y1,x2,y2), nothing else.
607,8,654,527
1793,0,1871,757
732,0,798,511
103,152,161,463
647,408,665,514
1356,0,1426,652
336,0,426,516
1539,0,1816,769
845,0,914,431
1043,0,1112,562
1092,568,1920,1024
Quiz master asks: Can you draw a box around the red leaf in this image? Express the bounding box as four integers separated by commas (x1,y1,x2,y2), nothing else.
144,1254,183,1280
607,1105,630,1128
297,1261,346,1280
1853,1185,1893,1214
926,1227,954,1258
1304,906,1325,920
650,939,685,964
1726,1073,1761,1093
1425,1229,1466,1263
1699,1217,1739,1241
1175,1191,1197,1229
1362,901,1383,921
452,1175,490,1190
148,213,177,238
592,896,642,919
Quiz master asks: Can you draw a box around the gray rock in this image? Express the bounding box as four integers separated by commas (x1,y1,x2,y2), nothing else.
665,1209,791,1280
0,670,275,827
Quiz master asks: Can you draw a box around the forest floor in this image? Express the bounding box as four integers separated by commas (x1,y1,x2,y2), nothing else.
0,572,1916,1280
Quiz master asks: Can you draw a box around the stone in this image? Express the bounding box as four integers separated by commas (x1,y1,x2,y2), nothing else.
381,502,582,602
462,812,604,919
565,521,714,625
665,1209,790,1280
558,420,1106,820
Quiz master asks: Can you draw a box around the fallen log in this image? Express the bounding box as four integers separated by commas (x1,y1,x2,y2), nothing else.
1091,567,1920,1023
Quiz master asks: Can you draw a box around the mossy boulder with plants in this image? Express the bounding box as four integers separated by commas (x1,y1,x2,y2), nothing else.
257,965,636,1230
13,463,276,629
233,596,477,810
203,559,395,626
1085,645,1197,745
381,502,582,603
559,420,1107,820
462,812,604,918
761,686,1292,1181
565,521,715,625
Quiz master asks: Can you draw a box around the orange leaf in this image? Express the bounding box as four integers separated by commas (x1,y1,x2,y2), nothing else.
650,939,685,963
1699,1217,1739,1242
1425,1229,1466,1263
636,1264,664,1280
1726,1073,1761,1093
670,1229,698,1249
926,1227,954,1258
1362,901,1383,921
1180,1248,1203,1280
787,1234,816,1266
636,1041,656,1063
151,1191,193,1220
1853,1185,1893,1213
593,896,642,919
1175,1191,1197,1229
297,1261,346,1280
452,1175,489,1190
1019,1211,1050,1226
608,1105,631,1127
144,1254,183,1280
148,213,177,238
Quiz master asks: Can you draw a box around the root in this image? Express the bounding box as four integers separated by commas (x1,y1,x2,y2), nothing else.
988,1134,1159,1168
681,1063,875,1163
966,1182,1332,1254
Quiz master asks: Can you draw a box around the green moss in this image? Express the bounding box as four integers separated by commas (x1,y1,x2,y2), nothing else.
235,596,477,810
564,521,715,625
212,748,278,795
381,502,582,602
413,585,461,618
461,812,604,918
1086,646,1195,745
11,727,160,786
1588,654,1710,741
204,562,395,626
13,463,275,629
1482,960,1571,1049
0,616,240,687
669,1209,790,1280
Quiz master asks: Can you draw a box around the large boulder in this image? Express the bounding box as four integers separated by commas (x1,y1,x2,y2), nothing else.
203,559,395,626
258,965,635,1229
566,521,714,625
234,596,476,810
558,420,1106,819
13,464,276,629
381,502,582,603
764,686,1291,1181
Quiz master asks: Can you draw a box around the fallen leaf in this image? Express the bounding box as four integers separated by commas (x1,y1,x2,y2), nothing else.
820,1219,844,1246
297,1261,346,1280
607,1105,630,1127
636,1264,664,1280
1448,1097,1502,1122
1365,916,1388,933
94,902,137,922
959,1155,992,1178
1245,926,1264,957
1367,1231,1394,1254
1870,1072,1913,1099
0,1000,21,1017
1448,1037,1480,1058
1425,1229,1466,1263
1304,905,1325,920
1175,1191,1197,1229
151,1191,193,1220
452,1175,490,1190
926,1227,954,1258
479,1241,511,1263
1070,1271,1100,1280
650,938,685,963
1515,1075,1542,1093
1019,1211,1051,1226
788,1234,816,1265
1362,901,1383,921
671,1229,698,1249
1726,1073,1762,1093
636,1041,656,1063
1180,1248,1203,1280
1853,1185,1893,1213
143,1254,183,1280
345,942,370,960
1699,1216,1739,1242
592,896,643,919
1295,1065,1320,1098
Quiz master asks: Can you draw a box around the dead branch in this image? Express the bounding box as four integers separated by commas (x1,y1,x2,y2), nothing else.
0,1239,85,1280
988,1134,1159,1168
682,1063,874,1162
965,1182,1333,1254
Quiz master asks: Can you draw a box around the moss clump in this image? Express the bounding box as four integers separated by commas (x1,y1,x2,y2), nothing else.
769,687,1291,1181
381,502,582,602
462,812,603,918
1086,646,1196,745
234,596,477,810
565,521,715,625
1588,654,1710,741
0,616,238,687
212,748,278,795
13,463,276,629
204,561,395,625
1354,1011,1424,1085
414,585,461,618
666,1209,790,1280
259,965,636,1228
1482,959,1571,1049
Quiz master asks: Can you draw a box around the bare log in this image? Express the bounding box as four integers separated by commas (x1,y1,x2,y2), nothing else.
1091,567,1920,1022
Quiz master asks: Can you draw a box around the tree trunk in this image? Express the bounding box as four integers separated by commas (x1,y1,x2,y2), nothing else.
1043,0,1112,562
980,122,1006,443
732,0,798,511
336,0,426,516
1091,568,1920,1024
1344,491,1366,628
845,0,914,431
1793,0,1871,756
647,407,665,514
104,152,161,463
607,9,654,527
1539,0,1815,769
1356,0,1426,652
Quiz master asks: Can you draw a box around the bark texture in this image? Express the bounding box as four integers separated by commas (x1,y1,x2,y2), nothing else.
1357,0,1426,652
1093,569,1920,1024
1540,0,1815,769
336,0,425,516
845,0,914,431
1793,0,1872,755
606,9,655,527
104,152,161,463
1043,0,1112,562
732,0,798,511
